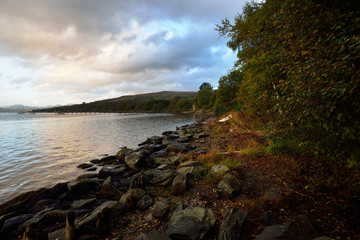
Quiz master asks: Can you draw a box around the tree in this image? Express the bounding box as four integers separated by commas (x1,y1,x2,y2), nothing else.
196,82,214,109
215,69,243,110
217,0,360,162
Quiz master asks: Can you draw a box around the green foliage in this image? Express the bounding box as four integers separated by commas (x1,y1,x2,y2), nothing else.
196,82,214,109
266,138,301,155
215,69,243,112
216,0,360,163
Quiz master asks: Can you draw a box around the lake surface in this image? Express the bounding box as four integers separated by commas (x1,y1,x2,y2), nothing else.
0,113,196,204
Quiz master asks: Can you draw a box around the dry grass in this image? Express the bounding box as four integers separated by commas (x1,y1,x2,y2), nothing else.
228,110,264,133
197,146,222,168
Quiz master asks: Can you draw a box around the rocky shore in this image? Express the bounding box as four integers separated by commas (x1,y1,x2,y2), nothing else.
0,117,335,240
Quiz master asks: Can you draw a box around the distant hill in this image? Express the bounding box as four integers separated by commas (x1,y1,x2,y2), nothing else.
0,105,57,113
0,107,17,113
109,91,197,103
34,91,197,113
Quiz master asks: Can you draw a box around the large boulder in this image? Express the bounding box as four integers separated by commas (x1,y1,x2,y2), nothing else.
76,201,119,234
91,155,118,166
211,165,230,177
135,230,171,240
218,208,247,240
25,183,68,210
28,199,62,213
125,151,149,170
151,201,170,219
98,164,127,178
149,170,175,187
166,207,216,240
255,214,320,240
71,198,97,210
1,214,34,232
137,195,154,210
116,147,133,161
67,179,101,195
119,188,146,211
176,166,195,175
97,177,123,200
172,173,188,195
217,174,242,198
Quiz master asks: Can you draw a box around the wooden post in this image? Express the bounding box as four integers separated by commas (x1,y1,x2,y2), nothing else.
66,211,76,240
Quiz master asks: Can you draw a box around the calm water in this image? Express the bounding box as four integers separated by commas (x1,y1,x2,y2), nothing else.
0,113,196,204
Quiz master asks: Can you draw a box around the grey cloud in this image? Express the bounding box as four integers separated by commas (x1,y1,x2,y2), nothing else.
0,0,245,105
144,30,169,46
121,35,137,43
11,77,32,85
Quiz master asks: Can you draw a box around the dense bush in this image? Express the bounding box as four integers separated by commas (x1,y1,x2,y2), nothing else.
216,0,360,163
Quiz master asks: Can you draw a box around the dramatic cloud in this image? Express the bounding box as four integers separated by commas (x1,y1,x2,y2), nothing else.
0,0,246,106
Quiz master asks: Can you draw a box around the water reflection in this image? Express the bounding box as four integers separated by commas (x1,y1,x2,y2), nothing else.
0,113,196,203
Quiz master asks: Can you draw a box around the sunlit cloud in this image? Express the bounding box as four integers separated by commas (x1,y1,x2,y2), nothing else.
0,0,246,106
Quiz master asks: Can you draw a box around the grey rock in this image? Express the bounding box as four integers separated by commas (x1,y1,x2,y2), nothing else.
29,199,62,213
97,177,123,200
71,198,97,210
166,207,216,240
77,174,98,180
1,214,34,232
217,174,241,198
150,148,167,159
172,173,188,195
255,225,284,240
119,188,146,211
313,237,334,240
158,163,171,170
143,168,163,178
169,156,181,165
151,136,163,144
125,151,148,170
162,139,176,146
218,208,247,240
255,214,320,240
86,167,97,172
152,201,170,219
137,195,154,210
179,160,202,168
48,228,66,240
116,147,133,161
130,172,152,189
139,138,152,146
98,164,127,178
153,157,167,165
166,143,188,153
149,170,175,187
259,212,281,226
194,133,208,139
135,230,171,240
177,137,190,143
76,201,119,234
67,179,101,195
25,183,68,210
77,163,93,169
92,155,117,166
211,165,230,177
176,166,195,175
164,133,179,140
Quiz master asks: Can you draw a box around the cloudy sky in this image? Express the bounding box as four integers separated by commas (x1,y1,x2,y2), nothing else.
0,0,246,107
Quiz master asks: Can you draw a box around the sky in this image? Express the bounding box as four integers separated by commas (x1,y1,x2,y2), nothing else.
0,0,246,107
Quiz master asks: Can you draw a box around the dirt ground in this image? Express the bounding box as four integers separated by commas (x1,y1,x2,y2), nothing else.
107,117,360,240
